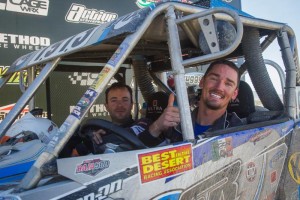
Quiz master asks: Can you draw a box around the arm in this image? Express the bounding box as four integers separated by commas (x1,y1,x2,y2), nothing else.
134,94,181,147
149,93,180,137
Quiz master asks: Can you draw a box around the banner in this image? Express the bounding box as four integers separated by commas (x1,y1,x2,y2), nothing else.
0,0,241,125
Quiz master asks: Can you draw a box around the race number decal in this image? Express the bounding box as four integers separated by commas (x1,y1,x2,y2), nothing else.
180,160,241,200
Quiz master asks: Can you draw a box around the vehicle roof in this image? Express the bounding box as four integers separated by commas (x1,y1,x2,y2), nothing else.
4,1,290,76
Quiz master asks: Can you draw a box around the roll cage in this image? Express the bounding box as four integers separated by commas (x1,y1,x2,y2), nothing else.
0,1,299,191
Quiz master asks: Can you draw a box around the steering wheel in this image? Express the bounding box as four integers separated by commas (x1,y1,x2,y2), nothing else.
80,119,147,153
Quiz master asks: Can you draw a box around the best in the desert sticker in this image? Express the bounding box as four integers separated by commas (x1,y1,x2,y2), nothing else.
138,143,193,183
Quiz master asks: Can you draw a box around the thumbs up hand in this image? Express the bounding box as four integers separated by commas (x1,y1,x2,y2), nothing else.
168,92,176,107
149,93,180,137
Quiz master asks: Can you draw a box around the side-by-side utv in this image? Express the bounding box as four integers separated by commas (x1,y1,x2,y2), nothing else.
0,1,299,199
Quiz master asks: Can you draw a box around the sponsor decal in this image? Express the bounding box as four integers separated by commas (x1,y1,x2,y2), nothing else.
112,11,140,30
39,122,57,144
63,167,138,199
47,115,77,150
246,161,256,182
270,170,277,184
71,89,98,119
0,66,41,84
0,33,50,50
249,129,272,145
130,125,145,135
223,0,233,2
138,144,193,183
65,3,118,25
135,0,193,8
185,72,203,86
79,97,90,107
0,104,29,122
68,179,123,200
147,99,163,114
70,104,109,118
90,66,111,90
0,0,49,16
180,160,241,199
0,66,24,84
76,158,110,176
136,0,156,8
107,43,129,67
13,27,97,68
288,152,300,184
47,132,59,150
65,114,77,125
103,8,151,39
269,149,285,168
212,136,233,161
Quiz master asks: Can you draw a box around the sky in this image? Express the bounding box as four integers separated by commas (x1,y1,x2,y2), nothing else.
241,0,300,95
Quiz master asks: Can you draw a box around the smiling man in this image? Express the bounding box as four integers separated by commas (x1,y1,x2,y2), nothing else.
142,60,244,146
193,59,242,137
60,82,135,157
91,82,134,145
104,82,134,126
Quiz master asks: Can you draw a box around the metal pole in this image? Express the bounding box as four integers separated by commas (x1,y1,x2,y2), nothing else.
278,31,296,119
27,67,36,111
0,75,11,89
264,59,286,96
166,6,194,141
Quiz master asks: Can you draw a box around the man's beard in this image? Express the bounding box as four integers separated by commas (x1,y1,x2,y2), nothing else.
204,99,224,110
111,113,131,125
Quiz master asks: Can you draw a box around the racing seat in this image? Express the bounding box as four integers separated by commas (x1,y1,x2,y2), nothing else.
227,81,255,118
146,91,169,121
227,81,286,124
144,91,183,145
